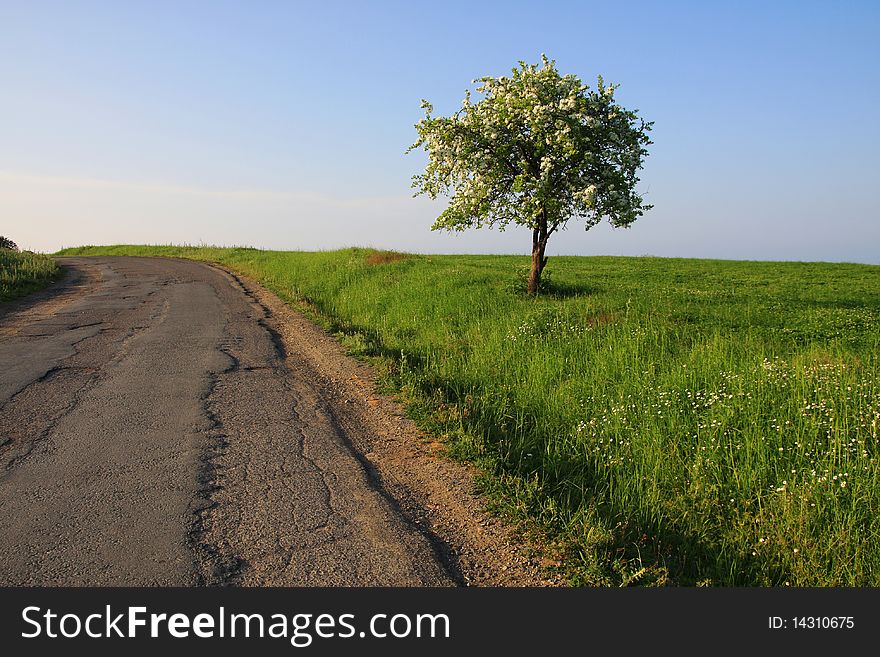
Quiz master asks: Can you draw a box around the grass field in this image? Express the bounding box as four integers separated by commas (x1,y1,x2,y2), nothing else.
58,245,880,586
0,249,59,303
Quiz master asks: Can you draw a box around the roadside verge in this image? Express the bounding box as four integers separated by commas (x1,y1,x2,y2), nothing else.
209,263,562,586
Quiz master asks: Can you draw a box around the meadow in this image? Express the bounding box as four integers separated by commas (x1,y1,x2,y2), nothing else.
0,249,59,303
58,245,880,586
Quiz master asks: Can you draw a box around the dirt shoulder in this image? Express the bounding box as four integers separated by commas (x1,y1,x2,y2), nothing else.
214,264,564,587
0,260,102,336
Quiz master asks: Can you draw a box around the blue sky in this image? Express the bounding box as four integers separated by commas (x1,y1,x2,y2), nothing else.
2,0,878,262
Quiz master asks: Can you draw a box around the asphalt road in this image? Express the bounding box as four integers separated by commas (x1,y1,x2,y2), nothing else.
0,256,454,586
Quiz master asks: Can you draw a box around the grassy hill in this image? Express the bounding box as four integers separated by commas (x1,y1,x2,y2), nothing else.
0,249,59,303
58,245,880,586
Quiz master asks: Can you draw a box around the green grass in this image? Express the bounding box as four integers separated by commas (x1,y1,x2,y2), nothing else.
58,244,880,586
0,249,60,303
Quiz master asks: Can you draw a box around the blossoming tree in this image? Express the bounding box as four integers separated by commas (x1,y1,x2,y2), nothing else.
409,56,653,295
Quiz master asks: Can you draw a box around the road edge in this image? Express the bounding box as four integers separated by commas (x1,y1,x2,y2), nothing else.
206,262,565,587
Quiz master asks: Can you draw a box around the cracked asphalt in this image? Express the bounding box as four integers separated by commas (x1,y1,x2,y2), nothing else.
0,256,454,586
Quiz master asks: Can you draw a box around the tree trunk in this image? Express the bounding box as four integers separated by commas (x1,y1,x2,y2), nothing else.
527,222,549,296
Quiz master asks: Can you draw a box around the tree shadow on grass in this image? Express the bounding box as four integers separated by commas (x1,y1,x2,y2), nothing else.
509,280,603,299
543,281,603,299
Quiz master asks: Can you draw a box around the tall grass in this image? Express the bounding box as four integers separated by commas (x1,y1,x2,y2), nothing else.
0,249,59,303
58,245,880,585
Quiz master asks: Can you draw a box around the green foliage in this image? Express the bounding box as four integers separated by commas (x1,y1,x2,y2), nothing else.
59,245,880,586
508,264,552,296
408,55,653,235
0,250,59,302
0,236,19,251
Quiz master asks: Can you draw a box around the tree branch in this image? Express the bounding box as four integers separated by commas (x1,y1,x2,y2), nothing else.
454,124,519,177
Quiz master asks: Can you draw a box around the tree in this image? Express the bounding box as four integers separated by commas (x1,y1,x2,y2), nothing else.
408,55,653,294
0,236,18,251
